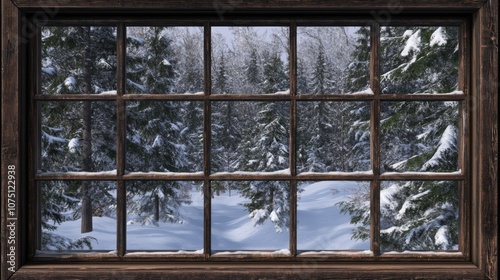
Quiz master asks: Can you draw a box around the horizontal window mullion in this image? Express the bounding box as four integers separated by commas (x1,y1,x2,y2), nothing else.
296,94,375,101
122,94,207,101
380,172,465,181
34,173,118,181
34,94,118,101
34,172,464,181
379,94,466,101
209,94,293,101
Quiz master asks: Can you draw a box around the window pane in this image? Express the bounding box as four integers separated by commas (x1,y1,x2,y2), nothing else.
126,101,203,173
41,26,117,95
40,101,116,173
297,26,371,94
40,181,116,252
297,101,371,173
211,27,290,94
380,26,459,94
297,181,370,251
380,181,459,252
211,181,290,252
126,181,204,252
126,27,204,94
211,101,290,173
381,101,459,173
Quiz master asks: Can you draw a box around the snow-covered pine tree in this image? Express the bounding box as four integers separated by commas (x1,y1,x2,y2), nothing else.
174,27,204,94
211,101,242,195
181,100,204,174
338,26,460,251
125,27,192,225
245,49,261,92
297,101,333,172
261,50,288,94
40,181,98,250
40,26,117,247
238,100,290,232
344,26,371,94
297,44,337,172
341,26,372,172
127,27,176,94
214,51,229,94
296,57,309,94
238,46,289,230
126,181,192,226
309,44,333,94
380,26,458,94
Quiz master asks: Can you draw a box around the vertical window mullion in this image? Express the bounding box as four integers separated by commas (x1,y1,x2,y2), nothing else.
370,21,381,257
458,21,471,259
33,23,42,254
116,23,127,257
289,23,297,256
203,22,212,258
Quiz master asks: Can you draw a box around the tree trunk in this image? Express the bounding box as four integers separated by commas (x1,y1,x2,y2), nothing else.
81,27,93,233
154,194,160,222
340,112,346,171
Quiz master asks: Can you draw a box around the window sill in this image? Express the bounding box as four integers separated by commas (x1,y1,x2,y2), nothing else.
13,262,488,279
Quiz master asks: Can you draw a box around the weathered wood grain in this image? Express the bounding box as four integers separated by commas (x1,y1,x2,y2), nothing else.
1,1,21,279
1,0,497,279
12,0,488,10
11,263,489,279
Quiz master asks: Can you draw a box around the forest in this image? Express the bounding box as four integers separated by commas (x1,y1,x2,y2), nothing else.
40,25,460,252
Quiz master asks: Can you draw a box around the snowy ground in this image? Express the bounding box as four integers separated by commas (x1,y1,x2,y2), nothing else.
45,181,369,253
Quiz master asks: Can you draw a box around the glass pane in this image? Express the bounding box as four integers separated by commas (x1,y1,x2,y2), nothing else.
211,181,290,252
381,101,459,173
41,26,117,95
40,101,116,173
40,181,116,252
298,181,370,251
126,181,204,252
126,101,203,173
297,101,371,173
211,101,290,173
380,26,459,94
211,27,290,94
297,26,371,94
380,181,459,252
126,27,204,94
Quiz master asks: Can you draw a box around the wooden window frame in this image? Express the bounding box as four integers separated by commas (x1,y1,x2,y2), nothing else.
1,0,497,279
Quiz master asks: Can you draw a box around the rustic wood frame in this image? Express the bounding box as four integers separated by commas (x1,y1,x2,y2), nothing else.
1,0,497,279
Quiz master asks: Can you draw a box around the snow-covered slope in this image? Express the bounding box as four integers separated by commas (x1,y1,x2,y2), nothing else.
46,181,368,253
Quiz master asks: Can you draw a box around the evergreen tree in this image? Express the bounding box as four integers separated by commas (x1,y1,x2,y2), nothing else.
214,52,229,94
380,26,459,94
296,57,309,94
309,44,333,94
239,101,290,232
341,27,372,171
339,26,460,251
245,49,261,92
174,28,204,94
125,27,192,224
211,101,242,195
40,26,117,247
181,101,204,173
344,26,371,93
41,181,97,250
261,51,288,94
126,27,176,94
127,181,192,226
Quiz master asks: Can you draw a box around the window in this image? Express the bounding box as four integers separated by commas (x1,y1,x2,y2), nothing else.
2,1,497,279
